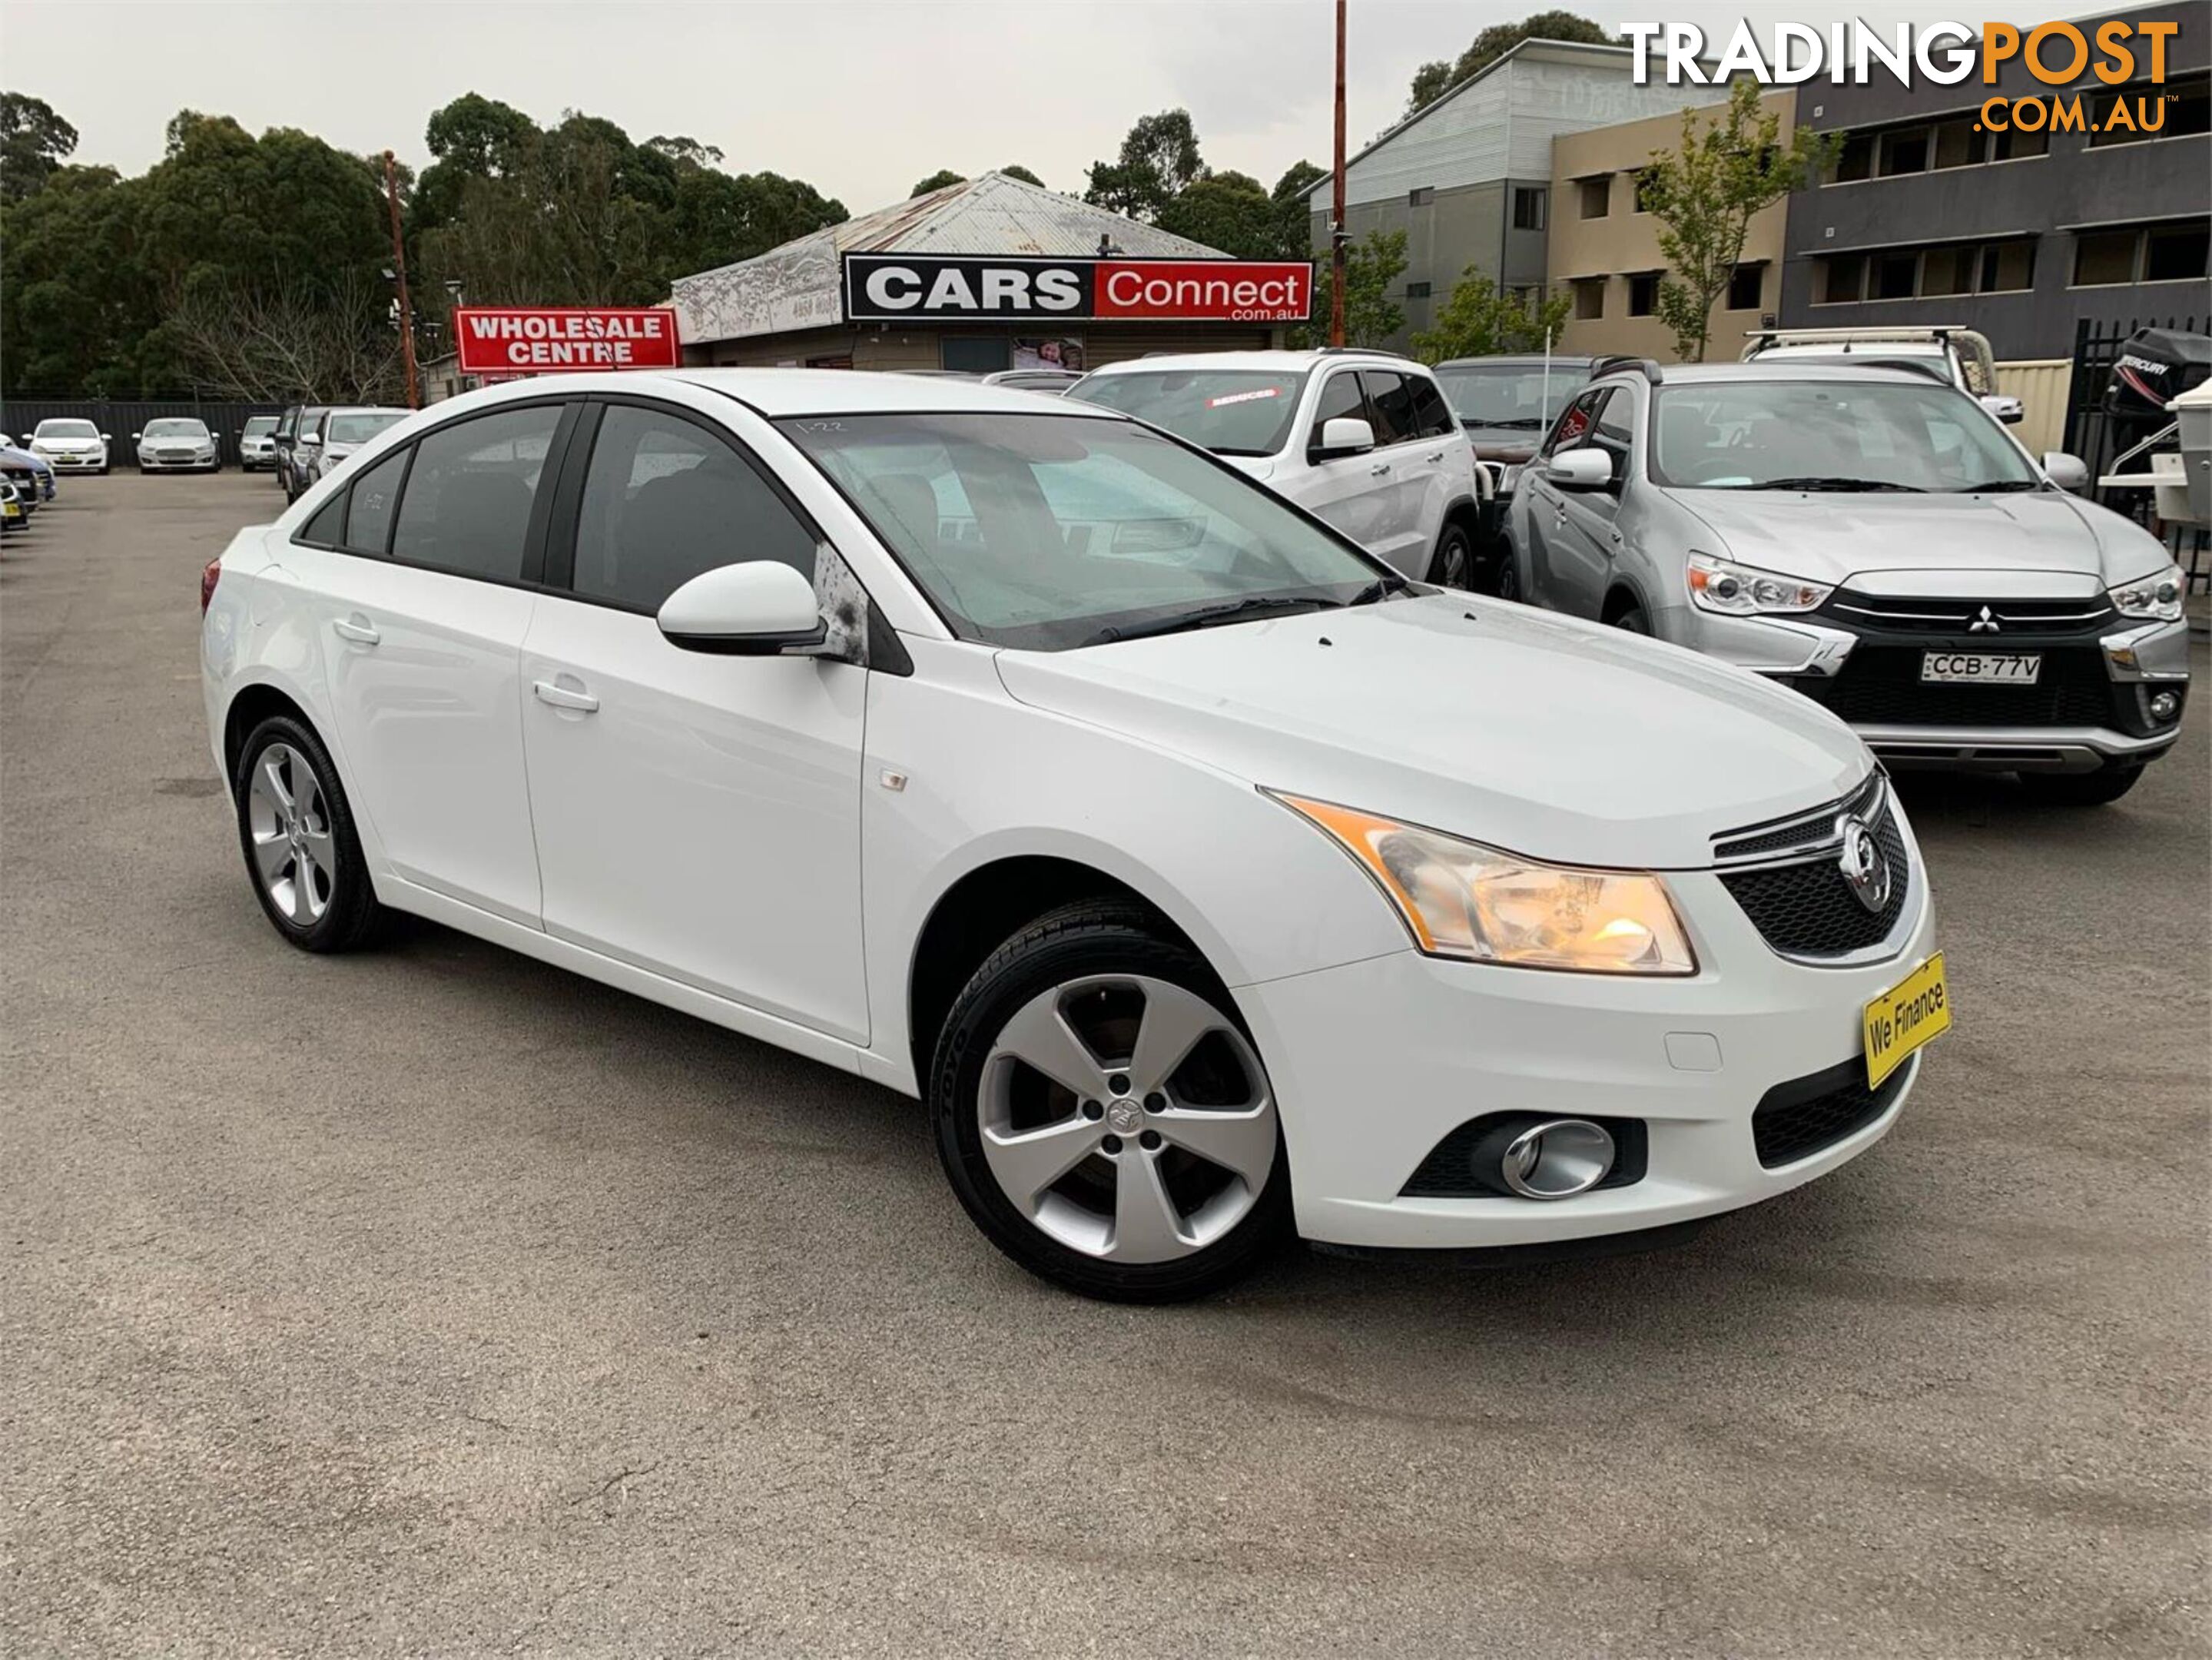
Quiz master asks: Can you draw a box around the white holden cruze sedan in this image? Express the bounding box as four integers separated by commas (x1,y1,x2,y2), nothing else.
200,370,1946,1302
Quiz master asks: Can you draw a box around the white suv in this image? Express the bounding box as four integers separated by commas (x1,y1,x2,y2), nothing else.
1070,350,1493,586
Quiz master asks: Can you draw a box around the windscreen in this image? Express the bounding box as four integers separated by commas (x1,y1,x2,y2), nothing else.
327,411,406,445
1433,364,1584,432
777,411,1379,651
144,419,209,439
38,420,98,438
243,416,279,436
1067,369,1308,456
1649,380,2039,492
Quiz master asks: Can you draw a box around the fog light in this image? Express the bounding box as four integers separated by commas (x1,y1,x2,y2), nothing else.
2148,690,2180,722
1477,1117,1617,1200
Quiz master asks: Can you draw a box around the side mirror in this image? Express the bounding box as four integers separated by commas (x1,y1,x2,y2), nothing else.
131,430,142,440
1312,416,1375,459
658,561,826,656
2041,451,2089,494
300,433,321,447
1981,393,2025,425
100,432,111,442
1547,447,1613,491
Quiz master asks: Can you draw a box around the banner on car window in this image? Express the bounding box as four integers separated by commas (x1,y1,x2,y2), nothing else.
453,307,683,375
842,256,1312,325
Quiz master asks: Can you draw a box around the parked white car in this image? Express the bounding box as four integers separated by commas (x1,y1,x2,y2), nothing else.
239,414,280,472
299,406,409,487
201,370,1944,1300
136,417,220,472
28,417,111,474
1070,350,1494,587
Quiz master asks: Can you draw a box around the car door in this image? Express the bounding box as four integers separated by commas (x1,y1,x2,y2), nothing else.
1356,368,1444,567
518,398,870,1044
1547,385,1640,617
1517,387,1606,612
1285,368,1402,565
294,400,569,925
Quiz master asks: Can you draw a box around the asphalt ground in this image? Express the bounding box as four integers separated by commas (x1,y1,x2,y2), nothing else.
4,471,2207,1657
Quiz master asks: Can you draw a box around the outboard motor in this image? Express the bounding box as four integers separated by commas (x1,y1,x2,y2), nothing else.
2104,327,2212,440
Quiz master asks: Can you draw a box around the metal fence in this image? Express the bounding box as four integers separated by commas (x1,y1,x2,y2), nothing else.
0,399,289,466
2061,313,2209,591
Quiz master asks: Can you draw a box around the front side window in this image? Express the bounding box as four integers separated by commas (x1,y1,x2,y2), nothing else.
777,413,1381,652
1650,380,2039,493
389,403,563,583
1543,388,1607,456
572,404,817,612
1068,369,1308,456
1591,391,1635,467
1306,371,1366,448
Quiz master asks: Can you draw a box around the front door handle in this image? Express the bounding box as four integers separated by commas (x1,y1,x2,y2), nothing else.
1424,450,1445,463
332,616,380,646
532,679,599,714
1369,462,1392,476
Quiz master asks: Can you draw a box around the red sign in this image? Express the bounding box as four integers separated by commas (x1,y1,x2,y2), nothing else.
1093,261,1312,322
453,307,682,376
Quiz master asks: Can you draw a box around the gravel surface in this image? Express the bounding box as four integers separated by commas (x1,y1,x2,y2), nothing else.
5,473,2206,1657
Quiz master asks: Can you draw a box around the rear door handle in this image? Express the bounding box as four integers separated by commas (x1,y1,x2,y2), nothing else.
1424,450,1445,463
1369,463,1392,476
332,616,380,645
533,679,599,713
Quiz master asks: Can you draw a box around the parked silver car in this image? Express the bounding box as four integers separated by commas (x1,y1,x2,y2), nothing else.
297,406,408,489
1507,360,2190,805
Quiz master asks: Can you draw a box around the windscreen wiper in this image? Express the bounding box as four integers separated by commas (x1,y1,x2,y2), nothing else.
1090,595,1334,644
1749,476,1928,493
1348,575,1408,605
1951,479,2042,493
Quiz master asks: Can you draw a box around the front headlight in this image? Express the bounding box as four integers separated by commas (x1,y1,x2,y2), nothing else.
1687,552,1831,616
1273,794,1697,974
2109,565,2184,622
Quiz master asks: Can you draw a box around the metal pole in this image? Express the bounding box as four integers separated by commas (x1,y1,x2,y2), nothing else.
1330,0,1347,347
383,151,420,410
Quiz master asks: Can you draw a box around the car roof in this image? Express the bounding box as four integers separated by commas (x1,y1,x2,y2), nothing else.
438,367,1143,420
1612,361,1952,387
1079,350,1417,376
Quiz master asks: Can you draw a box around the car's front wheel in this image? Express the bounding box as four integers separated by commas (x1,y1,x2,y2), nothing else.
2016,764,2144,806
233,714,384,951
1428,523,1474,589
930,901,1291,1302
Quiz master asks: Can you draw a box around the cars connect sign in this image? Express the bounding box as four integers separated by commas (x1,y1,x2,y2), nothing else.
842,255,1312,325
453,307,683,376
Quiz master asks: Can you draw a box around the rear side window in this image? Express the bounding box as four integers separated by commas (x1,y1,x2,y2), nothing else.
1360,370,1417,445
300,493,347,547
390,405,563,582
343,449,408,554
1406,374,1458,440
570,404,817,611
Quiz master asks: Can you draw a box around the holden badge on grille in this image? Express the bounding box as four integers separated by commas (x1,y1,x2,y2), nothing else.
1836,815,1892,913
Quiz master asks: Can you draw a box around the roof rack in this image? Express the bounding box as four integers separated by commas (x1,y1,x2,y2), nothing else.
1590,355,1663,383
1311,345,1412,360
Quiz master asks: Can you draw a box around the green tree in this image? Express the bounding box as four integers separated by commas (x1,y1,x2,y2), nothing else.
1084,109,1203,223
1406,12,1610,114
415,93,539,230
1271,160,1325,260
1411,268,1573,362
0,91,78,203
999,164,1044,188
1295,228,1407,349
1156,170,1278,259
1640,81,1839,362
910,169,966,196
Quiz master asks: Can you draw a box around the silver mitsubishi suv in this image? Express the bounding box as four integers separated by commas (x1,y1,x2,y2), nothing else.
1506,360,2190,805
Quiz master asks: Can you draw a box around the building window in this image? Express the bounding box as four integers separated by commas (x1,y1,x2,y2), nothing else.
1980,240,2035,292
1631,170,1657,212
1512,187,1547,231
1920,246,1978,297
2089,75,2211,147
2145,220,2210,283
1830,132,1874,182
1404,281,1432,299
1573,277,1605,320
1408,185,1435,206
1627,272,1660,316
1989,125,2049,161
1872,252,1919,300
2073,230,2139,286
1812,238,2037,305
1577,176,1610,219
1819,253,1867,304
1930,116,1981,169
1726,264,1763,310
1878,128,1929,175
941,336,1010,373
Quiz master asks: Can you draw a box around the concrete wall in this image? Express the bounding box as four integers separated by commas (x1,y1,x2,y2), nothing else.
1776,3,2209,359
1547,91,1796,360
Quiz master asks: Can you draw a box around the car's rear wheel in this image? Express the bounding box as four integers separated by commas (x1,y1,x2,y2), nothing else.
930,901,1291,1302
1428,523,1474,589
2016,764,2144,806
234,715,384,952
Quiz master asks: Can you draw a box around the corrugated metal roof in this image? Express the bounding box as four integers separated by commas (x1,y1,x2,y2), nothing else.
672,172,1226,345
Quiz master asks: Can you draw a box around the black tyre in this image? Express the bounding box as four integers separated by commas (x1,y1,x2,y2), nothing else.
232,714,384,952
1494,546,1523,603
1610,603,1650,634
2016,765,2144,807
930,900,1292,1303
1428,522,1475,589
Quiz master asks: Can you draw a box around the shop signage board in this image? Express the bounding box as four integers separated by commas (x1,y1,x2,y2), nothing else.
453,307,683,375
841,256,1312,325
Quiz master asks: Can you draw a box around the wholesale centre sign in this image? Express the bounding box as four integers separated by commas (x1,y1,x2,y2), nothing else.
841,255,1313,324
453,307,683,376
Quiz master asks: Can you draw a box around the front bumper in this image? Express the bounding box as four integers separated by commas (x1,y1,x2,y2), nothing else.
1237,848,1938,1250
38,451,102,470
140,453,217,470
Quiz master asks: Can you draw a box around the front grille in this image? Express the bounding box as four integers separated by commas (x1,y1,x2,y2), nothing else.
1753,1054,1912,1167
1719,801,1910,959
1713,772,1884,864
1824,589,2114,637
1787,648,2120,729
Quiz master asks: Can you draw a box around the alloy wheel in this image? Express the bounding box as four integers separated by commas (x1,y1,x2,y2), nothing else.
977,974,1276,1264
245,742,335,926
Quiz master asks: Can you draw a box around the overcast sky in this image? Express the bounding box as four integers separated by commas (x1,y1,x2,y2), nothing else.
4,1,1950,214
